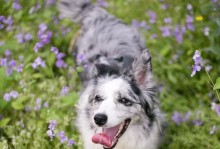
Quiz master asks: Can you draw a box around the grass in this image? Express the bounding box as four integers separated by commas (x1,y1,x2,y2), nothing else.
0,0,220,148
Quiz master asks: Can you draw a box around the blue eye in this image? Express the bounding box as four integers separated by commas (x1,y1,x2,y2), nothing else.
118,98,133,106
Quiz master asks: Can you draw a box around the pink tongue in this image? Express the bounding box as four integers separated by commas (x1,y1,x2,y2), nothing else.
92,133,112,148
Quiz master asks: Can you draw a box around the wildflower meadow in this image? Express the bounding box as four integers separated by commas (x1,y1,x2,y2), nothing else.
0,0,220,148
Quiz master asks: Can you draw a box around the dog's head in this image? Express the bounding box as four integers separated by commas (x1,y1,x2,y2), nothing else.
86,50,158,148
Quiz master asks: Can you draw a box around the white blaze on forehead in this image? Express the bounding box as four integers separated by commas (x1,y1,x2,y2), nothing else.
97,77,130,98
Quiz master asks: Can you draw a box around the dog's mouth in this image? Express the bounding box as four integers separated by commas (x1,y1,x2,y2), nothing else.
92,118,131,149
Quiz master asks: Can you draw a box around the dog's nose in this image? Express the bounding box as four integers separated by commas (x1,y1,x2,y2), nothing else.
94,114,108,126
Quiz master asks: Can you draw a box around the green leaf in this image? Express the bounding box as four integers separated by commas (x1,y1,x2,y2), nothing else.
0,68,7,91
213,77,220,90
11,100,23,110
0,118,10,127
61,92,79,107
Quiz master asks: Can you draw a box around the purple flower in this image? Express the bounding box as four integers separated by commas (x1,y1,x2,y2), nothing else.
0,58,7,67
33,42,43,53
10,90,19,99
61,26,71,35
164,18,172,24
211,0,218,3
140,21,150,30
0,41,5,46
24,33,32,41
25,106,31,112
192,119,203,126
0,24,4,29
3,16,13,25
191,64,201,77
186,15,194,23
4,49,12,57
6,68,12,76
16,64,24,72
60,86,69,96
160,26,171,37
215,105,220,116
0,16,6,22
174,25,184,44
161,4,167,10
58,131,68,143
51,47,59,54
35,57,46,66
48,120,56,130
148,11,157,24
205,65,212,72
16,33,24,44
56,52,65,60
40,32,52,44
76,54,85,64
186,15,194,31
8,59,17,67
45,0,56,6
204,27,209,36
47,130,55,141
172,112,183,125
34,98,41,111
32,57,46,69
39,23,47,32
3,90,19,101
52,16,59,24
187,4,192,10
97,0,109,8
43,102,49,108
3,93,11,101
132,19,139,28
151,34,157,39
193,50,203,65
29,3,41,14
67,139,75,146
55,59,67,68
191,50,203,77
12,2,22,10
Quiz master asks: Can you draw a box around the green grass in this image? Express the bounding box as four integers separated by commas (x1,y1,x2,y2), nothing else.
0,0,220,148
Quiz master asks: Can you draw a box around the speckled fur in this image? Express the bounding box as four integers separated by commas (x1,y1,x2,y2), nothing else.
58,0,164,149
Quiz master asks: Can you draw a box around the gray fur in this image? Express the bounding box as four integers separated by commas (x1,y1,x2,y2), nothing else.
58,0,164,149
59,0,145,85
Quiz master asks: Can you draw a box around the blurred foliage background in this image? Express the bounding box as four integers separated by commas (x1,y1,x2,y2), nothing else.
0,0,220,148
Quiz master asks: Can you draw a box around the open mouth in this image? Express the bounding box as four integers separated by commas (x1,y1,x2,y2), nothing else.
92,119,131,149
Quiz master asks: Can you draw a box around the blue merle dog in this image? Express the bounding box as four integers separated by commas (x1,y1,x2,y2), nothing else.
58,0,164,149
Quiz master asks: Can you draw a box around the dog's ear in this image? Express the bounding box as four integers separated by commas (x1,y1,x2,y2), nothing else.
131,50,152,88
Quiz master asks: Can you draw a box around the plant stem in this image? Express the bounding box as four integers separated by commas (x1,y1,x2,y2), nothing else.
205,69,220,102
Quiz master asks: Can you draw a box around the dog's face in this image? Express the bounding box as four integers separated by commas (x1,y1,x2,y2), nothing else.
87,51,158,148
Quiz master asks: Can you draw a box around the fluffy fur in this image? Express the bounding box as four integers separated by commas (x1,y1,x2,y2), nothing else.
58,0,164,149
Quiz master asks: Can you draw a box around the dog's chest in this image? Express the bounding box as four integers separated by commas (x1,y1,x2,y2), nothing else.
112,125,157,149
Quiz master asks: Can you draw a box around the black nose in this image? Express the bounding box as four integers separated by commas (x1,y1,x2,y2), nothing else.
94,114,108,126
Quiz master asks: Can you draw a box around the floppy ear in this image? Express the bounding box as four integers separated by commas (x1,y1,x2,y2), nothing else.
131,50,152,88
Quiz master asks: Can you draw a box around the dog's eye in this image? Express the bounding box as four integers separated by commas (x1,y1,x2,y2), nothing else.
114,56,124,62
94,95,103,102
118,97,133,106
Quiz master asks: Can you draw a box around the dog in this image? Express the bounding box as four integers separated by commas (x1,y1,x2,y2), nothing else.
58,0,164,149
